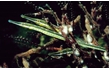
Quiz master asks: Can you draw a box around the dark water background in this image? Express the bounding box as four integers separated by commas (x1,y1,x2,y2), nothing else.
0,1,109,67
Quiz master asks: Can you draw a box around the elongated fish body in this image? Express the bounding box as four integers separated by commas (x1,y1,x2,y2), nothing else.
75,38,106,52
21,15,53,30
8,20,65,41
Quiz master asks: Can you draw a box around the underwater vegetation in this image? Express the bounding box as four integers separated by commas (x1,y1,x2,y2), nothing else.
0,1,109,68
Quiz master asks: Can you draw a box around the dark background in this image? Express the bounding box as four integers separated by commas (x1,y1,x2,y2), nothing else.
0,1,109,67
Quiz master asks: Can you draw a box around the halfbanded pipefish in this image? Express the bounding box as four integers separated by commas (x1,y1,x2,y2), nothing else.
21,14,61,33
8,20,106,51
75,37,106,52
21,15,53,30
8,20,65,41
